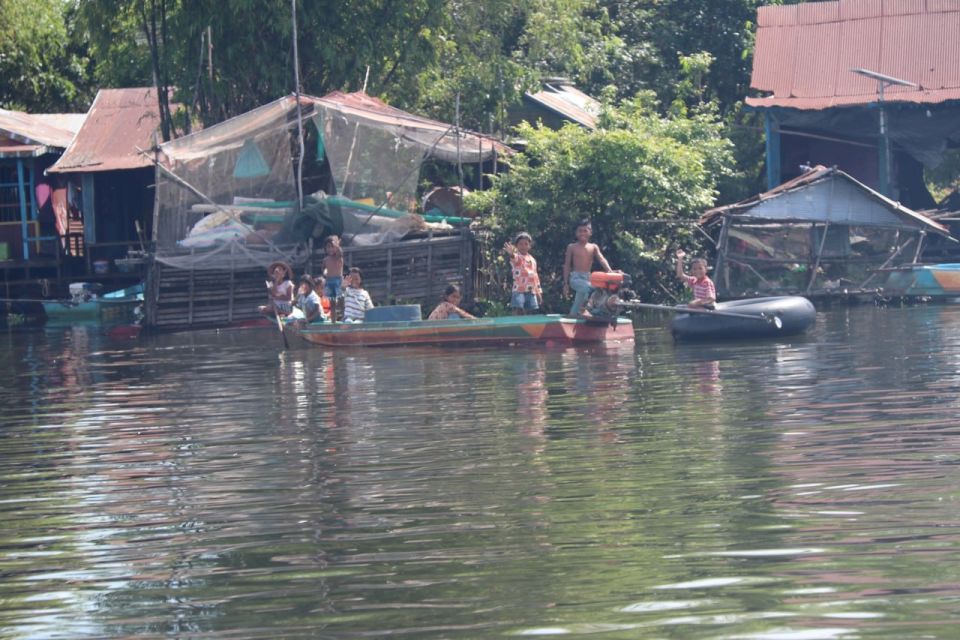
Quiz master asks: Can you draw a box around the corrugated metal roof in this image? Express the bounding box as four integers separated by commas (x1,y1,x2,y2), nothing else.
701,165,950,236
49,88,163,173
523,83,599,130
747,0,960,110
0,108,83,148
0,143,46,159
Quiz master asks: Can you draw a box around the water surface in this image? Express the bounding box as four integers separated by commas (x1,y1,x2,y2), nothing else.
2,305,960,638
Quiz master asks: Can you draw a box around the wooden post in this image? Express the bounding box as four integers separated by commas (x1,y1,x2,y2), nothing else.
716,216,731,295
806,221,830,294
912,230,926,263
227,242,235,322
188,248,195,325
16,160,29,260
386,247,393,300
426,230,434,302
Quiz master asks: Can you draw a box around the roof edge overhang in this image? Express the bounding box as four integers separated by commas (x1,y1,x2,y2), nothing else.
702,167,951,237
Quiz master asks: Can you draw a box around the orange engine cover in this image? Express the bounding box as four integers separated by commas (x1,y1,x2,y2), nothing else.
590,271,626,290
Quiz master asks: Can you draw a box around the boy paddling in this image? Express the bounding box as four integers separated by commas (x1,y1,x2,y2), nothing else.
563,219,612,316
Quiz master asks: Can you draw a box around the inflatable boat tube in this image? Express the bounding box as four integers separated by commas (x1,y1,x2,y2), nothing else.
671,296,816,341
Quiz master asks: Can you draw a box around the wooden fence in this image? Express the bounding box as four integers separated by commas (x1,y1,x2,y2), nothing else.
144,231,477,331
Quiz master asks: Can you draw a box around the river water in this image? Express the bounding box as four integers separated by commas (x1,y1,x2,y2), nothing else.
1,305,959,639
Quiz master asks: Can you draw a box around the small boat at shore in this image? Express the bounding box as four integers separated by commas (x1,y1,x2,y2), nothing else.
287,313,634,348
670,296,816,341
43,283,144,325
881,263,960,298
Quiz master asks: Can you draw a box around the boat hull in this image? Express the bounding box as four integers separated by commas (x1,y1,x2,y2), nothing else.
671,296,816,341
43,283,144,325
291,315,634,347
882,264,960,297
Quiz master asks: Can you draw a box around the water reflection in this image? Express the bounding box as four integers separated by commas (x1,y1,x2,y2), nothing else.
1,307,960,638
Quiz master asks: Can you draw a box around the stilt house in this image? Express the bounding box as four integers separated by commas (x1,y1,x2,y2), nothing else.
700,165,952,298
748,0,960,209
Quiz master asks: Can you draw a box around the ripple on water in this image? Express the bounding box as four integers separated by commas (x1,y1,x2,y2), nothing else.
0,309,959,638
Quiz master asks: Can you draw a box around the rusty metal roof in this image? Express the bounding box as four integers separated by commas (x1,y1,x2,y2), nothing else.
524,82,599,130
747,0,960,110
0,108,83,149
701,165,951,236
49,88,163,173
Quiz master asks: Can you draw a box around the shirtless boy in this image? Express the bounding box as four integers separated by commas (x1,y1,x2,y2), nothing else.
563,219,612,316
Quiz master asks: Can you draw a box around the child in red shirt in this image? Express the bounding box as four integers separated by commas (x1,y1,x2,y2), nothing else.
675,249,716,309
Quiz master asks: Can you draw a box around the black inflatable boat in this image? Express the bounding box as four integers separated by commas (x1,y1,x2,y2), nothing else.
671,296,816,341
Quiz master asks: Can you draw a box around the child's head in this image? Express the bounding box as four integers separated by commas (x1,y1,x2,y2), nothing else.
691,257,709,279
314,275,326,294
574,219,592,241
514,232,533,254
298,274,315,295
442,284,462,304
324,235,342,256
268,261,291,281
348,266,362,287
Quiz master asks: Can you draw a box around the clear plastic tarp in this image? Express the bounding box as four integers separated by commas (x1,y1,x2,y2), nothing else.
153,93,505,270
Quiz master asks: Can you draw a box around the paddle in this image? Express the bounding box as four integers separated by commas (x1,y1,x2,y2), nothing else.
275,308,290,348
266,280,290,349
618,300,783,329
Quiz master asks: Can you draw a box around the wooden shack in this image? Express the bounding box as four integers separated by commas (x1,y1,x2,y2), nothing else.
700,166,953,299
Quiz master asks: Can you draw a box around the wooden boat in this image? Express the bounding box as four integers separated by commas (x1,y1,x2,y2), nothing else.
43,283,144,325
671,296,816,341
881,263,960,298
288,314,634,348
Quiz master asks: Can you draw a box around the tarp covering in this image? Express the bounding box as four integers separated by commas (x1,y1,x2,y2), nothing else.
154,92,497,267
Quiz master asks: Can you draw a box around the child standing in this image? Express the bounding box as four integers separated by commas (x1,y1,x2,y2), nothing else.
321,235,345,300
428,284,477,320
503,232,542,315
675,249,716,309
563,219,612,316
342,266,374,322
259,261,294,317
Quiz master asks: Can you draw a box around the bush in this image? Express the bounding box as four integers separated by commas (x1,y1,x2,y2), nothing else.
468,95,734,310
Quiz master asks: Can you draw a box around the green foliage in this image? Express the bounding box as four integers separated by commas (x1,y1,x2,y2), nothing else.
926,148,960,204
0,0,87,111
469,97,733,309
75,0,448,126
414,0,620,131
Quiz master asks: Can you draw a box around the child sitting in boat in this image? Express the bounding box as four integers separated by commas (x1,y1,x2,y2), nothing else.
322,235,345,300
288,274,328,326
259,261,294,317
503,232,542,315
428,284,477,320
675,249,716,309
342,267,374,322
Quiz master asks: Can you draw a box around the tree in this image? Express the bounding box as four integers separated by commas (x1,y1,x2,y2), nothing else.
0,0,87,111
414,0,621,132
469,94,734,308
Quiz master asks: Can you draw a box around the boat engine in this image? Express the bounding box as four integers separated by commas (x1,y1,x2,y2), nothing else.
585,271,634,323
